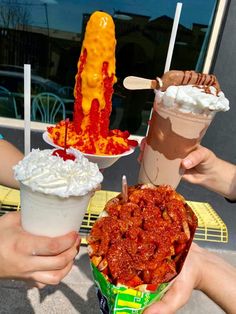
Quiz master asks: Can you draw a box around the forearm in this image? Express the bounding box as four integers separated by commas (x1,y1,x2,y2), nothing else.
0,140,23,189
199,158,236,200
198,249,236,313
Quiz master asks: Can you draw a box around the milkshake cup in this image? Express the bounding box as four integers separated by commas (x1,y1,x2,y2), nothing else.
14,148,103,237
19,183,93,237
139,85,229,189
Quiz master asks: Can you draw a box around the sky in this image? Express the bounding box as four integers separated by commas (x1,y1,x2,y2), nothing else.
24,0,217,33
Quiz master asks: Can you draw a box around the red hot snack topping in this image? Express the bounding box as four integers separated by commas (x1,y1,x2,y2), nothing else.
47,11,138,156
88,184,197,289
52,149,76,161
154,70,221,92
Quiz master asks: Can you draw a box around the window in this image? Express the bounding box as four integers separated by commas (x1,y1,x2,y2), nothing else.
0,0,227,135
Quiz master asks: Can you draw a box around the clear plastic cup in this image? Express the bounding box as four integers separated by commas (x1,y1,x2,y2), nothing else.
138,95,214,189
20,183,92,237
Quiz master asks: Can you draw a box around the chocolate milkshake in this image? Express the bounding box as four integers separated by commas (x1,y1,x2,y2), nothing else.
139,71,229,188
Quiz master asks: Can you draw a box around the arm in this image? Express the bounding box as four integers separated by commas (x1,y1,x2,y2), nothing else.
181,145,236,200
0,212,80,288
144,243,236,314
0,139,24,189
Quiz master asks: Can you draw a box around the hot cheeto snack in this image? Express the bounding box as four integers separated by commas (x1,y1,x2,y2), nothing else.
88,184,197,313
47,11,137,155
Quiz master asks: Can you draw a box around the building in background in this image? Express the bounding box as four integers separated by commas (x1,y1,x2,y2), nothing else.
0,0,226,134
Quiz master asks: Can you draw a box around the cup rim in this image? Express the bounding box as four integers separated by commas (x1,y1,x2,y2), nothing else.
153,102,215,122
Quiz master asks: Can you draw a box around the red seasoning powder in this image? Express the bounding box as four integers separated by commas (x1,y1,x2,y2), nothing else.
88,184,198,289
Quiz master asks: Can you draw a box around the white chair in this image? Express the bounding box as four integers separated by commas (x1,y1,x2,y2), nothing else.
32,92,65,123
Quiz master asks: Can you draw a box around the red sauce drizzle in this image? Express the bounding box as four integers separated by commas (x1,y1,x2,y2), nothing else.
101,61,114,137
52,119,76,161
73,48,87,134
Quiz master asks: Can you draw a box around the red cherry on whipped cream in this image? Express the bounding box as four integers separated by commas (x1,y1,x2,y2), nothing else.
52,149,76,161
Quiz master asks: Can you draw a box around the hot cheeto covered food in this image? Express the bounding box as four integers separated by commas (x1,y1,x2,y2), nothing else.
47,11,137,155
88,184,197,290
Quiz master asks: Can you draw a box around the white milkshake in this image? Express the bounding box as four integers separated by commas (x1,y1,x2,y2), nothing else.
14,148,103,236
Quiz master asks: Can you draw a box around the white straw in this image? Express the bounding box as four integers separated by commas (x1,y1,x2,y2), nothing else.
164,2,183,73
145,2,183,137
24,64,31,156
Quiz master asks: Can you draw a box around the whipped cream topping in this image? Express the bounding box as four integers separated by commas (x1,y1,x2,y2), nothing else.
155,85,229,115
14,148,103,197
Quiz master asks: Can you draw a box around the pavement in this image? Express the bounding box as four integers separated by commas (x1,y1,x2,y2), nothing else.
0,245,235,313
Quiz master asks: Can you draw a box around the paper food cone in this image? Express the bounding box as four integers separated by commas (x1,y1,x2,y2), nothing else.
88,185,197,313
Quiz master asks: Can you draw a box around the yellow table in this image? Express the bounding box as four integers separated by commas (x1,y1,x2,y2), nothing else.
0,185,228,244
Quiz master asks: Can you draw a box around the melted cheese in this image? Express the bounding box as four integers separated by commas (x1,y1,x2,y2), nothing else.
75,11,117,115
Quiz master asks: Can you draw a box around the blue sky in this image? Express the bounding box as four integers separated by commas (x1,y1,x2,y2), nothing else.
27,0,217,33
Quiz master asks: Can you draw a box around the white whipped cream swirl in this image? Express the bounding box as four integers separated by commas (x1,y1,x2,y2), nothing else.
14,148,103,197
156,85,229,115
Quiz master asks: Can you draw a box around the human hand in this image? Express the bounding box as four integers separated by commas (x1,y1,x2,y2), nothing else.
181,145,236,199
0,139,23,189
144,243,204,314
0,212,80,288
181,145,217,185
137,137,146,163
145,242,236,314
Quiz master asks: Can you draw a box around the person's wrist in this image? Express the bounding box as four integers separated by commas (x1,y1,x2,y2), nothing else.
214,160,236,199
226,164,236,200
186,242,207,290
188,243,206,291
195,255,209,293
200,160,221,188
196,248,221,293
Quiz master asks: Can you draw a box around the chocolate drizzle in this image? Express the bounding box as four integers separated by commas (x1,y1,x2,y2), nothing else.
181,71,193,85
160,70,221,93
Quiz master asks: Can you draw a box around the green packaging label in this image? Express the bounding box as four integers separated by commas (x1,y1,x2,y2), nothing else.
91,263,170,314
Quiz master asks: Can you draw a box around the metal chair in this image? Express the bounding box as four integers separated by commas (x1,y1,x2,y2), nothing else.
32,92,65,124
58,86,74,98
0,86,21,119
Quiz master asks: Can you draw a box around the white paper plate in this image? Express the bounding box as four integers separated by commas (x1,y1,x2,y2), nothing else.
42,132,135,169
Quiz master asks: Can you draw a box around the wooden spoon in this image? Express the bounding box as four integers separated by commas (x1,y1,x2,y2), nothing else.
123,76,163,90
121,175,128,203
